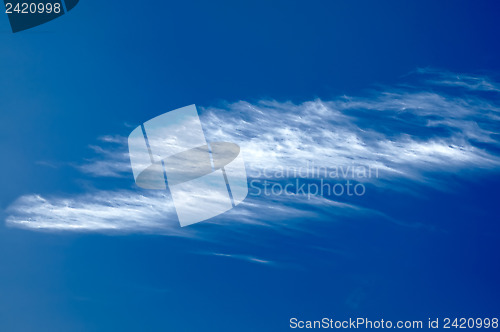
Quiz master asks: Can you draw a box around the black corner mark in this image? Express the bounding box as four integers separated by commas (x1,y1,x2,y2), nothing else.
64,0,77,11
4,0,79,33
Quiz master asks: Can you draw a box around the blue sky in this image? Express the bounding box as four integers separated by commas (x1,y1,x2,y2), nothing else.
1,1,500,331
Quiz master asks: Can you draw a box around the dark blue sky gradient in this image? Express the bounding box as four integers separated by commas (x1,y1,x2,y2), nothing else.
1,1,499,331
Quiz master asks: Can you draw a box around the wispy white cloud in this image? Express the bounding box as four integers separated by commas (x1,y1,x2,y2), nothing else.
417,68,500,92
76,140,132,177
5,70,500,234
200,252,276,265
5,187,368,233
6,191,181,234
201,93,500,183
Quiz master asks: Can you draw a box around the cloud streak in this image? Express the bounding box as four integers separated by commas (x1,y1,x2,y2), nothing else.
417,68,500,92
6,191,179,233
5,69,500,233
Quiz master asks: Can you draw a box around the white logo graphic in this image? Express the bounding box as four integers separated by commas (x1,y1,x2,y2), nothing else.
128,105,248,226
